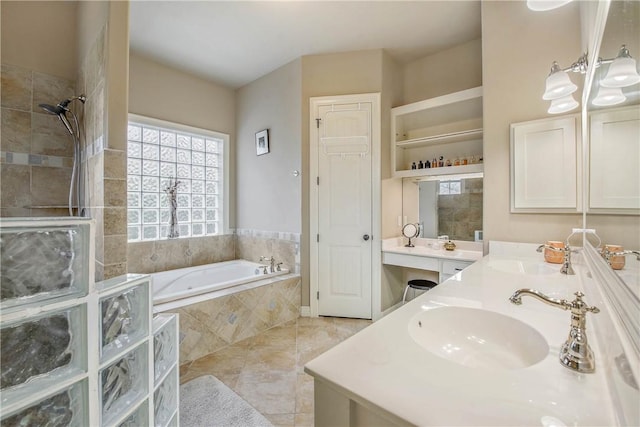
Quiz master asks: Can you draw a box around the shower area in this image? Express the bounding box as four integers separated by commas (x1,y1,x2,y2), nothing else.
1,1,130,281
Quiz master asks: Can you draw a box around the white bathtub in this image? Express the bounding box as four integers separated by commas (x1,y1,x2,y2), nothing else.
152,259,290,308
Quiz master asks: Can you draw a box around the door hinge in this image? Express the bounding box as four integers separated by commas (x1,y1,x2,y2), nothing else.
316,176,319,185
316,118,321,128
316,234,319,242
317,291,320,300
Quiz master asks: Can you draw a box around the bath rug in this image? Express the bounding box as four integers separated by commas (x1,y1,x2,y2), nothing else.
180,375,274,427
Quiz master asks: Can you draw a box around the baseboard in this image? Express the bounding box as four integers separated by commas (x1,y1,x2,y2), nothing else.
300,306,311,317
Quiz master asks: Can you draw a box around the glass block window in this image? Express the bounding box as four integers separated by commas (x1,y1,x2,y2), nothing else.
127,117,226,242
439,180,462,195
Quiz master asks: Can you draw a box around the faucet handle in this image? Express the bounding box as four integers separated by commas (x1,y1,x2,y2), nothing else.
276,262,283,271
568,292,600,315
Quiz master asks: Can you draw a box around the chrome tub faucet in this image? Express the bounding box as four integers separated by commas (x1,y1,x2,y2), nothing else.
260,256,276,272
509,289,600,373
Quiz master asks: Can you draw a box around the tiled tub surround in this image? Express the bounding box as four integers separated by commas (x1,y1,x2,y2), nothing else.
156,273,301,364
128,234,235,274
0,64,76,218
236,229,300,274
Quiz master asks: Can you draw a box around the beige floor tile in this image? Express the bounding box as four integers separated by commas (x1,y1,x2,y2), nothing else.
179,315,368,424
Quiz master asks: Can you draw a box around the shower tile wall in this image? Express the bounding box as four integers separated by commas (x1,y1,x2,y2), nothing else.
77,24,128,281
438,177,483,241
0,64,75,218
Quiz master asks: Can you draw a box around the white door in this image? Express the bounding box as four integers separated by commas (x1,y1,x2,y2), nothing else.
312,97,374,319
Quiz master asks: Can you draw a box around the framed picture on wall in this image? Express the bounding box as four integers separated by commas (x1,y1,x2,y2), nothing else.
256,129,270,156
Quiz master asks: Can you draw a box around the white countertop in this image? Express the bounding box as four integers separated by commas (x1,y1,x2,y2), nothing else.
382,237,484,263
305,245,614,426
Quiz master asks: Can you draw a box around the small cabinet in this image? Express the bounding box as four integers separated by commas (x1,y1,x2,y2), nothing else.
510,115,581,213
588,105,640,214
392,87,484,178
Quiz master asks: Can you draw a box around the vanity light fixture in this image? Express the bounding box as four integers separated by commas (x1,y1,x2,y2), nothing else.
543,45,640,113
526,0,573,11
599,45,640,88
592,86,626,106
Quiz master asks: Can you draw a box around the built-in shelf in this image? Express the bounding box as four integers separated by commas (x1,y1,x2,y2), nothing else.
392,87,483,178
396,128,483,148
395,162,483,179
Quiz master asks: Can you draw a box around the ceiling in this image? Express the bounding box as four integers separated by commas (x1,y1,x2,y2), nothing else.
129,1,481,89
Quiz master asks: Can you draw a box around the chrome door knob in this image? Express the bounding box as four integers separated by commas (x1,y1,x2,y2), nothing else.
363,234,370,241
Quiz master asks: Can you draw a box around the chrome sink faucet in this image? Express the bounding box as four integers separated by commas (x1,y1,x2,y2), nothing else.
509,289,600,373
260,256,276,273
602,248,640,265
537,244,575,275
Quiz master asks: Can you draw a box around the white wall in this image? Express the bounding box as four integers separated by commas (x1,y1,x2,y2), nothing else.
482,1,584,247
235,58,302,233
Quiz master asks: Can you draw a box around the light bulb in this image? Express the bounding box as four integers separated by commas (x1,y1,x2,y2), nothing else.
548,94,579,114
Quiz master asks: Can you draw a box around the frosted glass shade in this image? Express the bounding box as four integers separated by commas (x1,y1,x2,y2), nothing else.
548,94,579,114
592,86,626,106
543,69,577,100
600,56,640,88
527,0,573,11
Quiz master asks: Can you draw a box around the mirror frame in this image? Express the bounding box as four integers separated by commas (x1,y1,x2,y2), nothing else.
581,0,640,384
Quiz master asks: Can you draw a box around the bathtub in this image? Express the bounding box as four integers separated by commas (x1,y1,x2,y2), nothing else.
152,259,290,309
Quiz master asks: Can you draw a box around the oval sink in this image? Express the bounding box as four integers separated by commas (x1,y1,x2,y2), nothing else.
487,259,557,275
408,306,549,370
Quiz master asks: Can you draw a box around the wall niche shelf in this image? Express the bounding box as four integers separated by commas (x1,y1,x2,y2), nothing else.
392,87,483,177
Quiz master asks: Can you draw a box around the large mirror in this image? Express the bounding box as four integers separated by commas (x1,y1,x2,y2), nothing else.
584,0,640,288
402,175,483,241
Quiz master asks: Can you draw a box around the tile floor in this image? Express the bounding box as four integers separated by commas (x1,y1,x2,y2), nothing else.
179,316,372,427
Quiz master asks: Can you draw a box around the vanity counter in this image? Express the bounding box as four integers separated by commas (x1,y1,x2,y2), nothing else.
305,243,615,426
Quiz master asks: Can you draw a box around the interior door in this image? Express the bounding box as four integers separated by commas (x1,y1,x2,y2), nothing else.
314,99,373,319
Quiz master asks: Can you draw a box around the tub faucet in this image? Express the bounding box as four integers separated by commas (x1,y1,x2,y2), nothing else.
260,256,276,273
537,244,575,275
509,289,600,373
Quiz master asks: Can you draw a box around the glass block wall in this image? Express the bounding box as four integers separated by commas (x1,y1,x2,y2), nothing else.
127,122,223,242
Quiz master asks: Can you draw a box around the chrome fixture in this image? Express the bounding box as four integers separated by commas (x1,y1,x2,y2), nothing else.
276,262,283,272
602,248,640,265
39,95,87,216
509,289,600,373
537,243,575,275
260,256,276,273
542,45,640,114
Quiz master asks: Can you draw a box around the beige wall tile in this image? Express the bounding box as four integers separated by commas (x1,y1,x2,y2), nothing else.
103,207,126,235
104,178,126,208
1,108,31,152
104,149,126,179
104,234,127,265
103,262,127,279
1,64,32,111
0,207,31,217
31,71,75,113
0,163,31,209
155,238,190,271
31,112,74,157
30,165,72,207
127,241,158,274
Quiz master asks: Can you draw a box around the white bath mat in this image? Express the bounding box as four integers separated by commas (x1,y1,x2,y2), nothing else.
180,375,274,427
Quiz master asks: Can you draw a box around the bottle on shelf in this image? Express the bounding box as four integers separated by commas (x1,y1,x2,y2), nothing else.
411,162,417,170
425,160,431,168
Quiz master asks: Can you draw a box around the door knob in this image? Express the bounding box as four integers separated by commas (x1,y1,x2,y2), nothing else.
363,234,370,241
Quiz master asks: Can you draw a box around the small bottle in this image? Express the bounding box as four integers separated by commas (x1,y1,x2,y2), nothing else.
418,160,424,169
439,156,444,168
425,160,431,168
454,157,460,166
432,157,438,168
462,156,468,165
411,162,417,170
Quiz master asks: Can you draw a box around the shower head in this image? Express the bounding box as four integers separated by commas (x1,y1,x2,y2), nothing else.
39,95,86,136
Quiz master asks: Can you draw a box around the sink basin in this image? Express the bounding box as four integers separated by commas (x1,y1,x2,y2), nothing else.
408,306,549,370
487,259,557,275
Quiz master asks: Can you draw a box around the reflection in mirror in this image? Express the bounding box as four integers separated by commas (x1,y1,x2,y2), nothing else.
585,0,640,287
402,176,483,242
